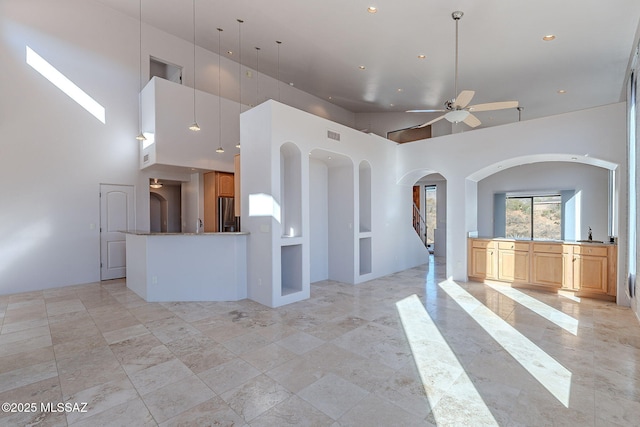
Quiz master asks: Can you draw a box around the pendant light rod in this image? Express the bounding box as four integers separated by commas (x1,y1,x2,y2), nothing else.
276,40,282,102
189,0,200,131
236,19,243,149
216,28,224,153
452,11,463,100
255,46,261,106
136,0,146,141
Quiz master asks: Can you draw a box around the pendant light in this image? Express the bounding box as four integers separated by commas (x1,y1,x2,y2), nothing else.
236,19,243,149
215,28,224,153
517,106,524,121
135,0,146,141
150,178,163,189
188,0,200,131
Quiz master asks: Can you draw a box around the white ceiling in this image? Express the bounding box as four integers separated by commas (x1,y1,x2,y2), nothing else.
97,0,640,130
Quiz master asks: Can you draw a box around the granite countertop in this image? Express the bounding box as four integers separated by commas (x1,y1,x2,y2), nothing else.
473,237,616,245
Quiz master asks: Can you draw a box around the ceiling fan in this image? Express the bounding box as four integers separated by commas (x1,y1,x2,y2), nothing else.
407,11,518,129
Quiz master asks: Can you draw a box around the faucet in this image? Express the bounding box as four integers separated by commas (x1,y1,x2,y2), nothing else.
588,227,592,241
196,218,203,233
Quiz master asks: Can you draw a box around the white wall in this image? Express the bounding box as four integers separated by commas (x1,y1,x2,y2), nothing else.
241,101,429,307
0,0,358,295
396,102,628,304
477,162,609,241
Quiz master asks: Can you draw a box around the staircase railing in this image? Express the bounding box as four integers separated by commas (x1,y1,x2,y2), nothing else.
412,203,427,247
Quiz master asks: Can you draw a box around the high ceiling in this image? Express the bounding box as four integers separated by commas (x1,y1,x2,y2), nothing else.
97,0,640,129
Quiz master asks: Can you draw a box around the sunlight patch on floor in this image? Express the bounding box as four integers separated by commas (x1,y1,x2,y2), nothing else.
396,294,499,426
439,279,573,407
485,282,579,335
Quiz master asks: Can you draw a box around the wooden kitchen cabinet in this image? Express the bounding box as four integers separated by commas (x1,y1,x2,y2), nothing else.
532,243,564,288
497,241,530,283
468,238,617,301
572,245,614,297
469,239,497,280
217,172,234,198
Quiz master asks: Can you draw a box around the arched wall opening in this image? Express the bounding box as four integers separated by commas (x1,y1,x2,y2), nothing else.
467,154,619,242
309,149,355,284
398,167,447,263
149,191,168,233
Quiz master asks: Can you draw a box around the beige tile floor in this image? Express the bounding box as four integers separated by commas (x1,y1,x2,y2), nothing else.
1,256,640,426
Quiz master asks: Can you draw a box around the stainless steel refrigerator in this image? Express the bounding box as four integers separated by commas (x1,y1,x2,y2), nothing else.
218,197,239,232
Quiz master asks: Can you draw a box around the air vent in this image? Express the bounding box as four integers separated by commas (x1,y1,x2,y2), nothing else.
143,154,149,163
327,130,341,142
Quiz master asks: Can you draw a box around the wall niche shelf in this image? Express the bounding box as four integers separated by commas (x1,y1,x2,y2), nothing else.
280,142,302,238
281,236,303,246
359,237,372,275
358,161,372,275
359,161,372,233
281,244,303,296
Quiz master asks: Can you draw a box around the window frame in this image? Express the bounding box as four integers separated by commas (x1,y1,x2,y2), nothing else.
505,193,562,241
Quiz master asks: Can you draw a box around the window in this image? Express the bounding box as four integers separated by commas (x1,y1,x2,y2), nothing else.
506,195,561,240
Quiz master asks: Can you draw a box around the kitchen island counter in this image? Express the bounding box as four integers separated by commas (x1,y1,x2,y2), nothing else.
125,232,248,302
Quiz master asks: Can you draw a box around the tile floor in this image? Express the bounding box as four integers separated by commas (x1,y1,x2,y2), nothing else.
1,256,639,426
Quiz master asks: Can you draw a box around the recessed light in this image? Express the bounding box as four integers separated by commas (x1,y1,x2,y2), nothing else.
390,103,394,107
397,88,403,92
367,6,377,14
497,165,503,169
227,50,233,55
289,82,294,86
418,54,426,59
557,89,567,94
328,96,333,100
543,35,556,41
359,65,366,70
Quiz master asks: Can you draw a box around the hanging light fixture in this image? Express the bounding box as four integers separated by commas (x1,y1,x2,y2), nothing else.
150,178,163,189
136,0,146,141
215,27,224,153
236,19,243,149
188,0,200,131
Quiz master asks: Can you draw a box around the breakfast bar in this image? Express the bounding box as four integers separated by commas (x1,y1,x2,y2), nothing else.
124,231,248,302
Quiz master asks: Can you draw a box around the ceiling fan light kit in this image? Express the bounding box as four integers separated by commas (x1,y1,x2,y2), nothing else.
409,10,518,129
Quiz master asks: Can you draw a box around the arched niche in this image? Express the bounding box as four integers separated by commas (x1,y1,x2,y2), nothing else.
359,160,372,233
280,142,302,238
309,149,355,283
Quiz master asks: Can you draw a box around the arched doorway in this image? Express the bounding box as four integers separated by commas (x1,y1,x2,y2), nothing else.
149,191,168,233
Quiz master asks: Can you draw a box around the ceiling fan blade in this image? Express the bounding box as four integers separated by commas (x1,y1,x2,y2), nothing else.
406,109,447,113
463,113,481,128
416,114,446,128
453,90,475,108
468,100,519,112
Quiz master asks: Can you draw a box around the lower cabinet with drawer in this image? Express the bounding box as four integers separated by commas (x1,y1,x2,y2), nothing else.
497,241,530,283
571,245,617,298
532,243,564,288
468,238,617,300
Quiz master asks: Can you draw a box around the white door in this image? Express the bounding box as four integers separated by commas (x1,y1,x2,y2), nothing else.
100,184,135,280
